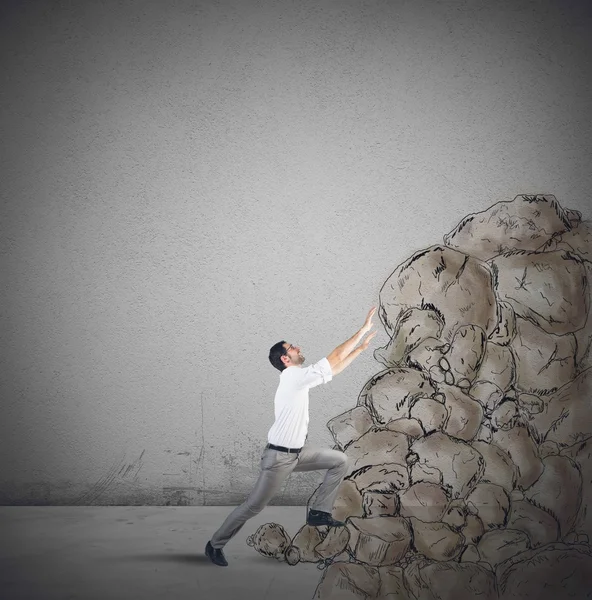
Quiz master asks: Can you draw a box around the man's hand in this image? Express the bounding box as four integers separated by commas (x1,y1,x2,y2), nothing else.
362,307,376,333
360,330,377,350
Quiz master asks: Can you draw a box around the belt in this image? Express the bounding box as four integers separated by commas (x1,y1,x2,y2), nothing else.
266,443,302,454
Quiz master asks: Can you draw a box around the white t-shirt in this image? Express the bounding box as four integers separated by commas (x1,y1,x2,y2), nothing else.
267,357,333,448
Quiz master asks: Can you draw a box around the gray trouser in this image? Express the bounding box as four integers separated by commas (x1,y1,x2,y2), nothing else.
210,444,348,549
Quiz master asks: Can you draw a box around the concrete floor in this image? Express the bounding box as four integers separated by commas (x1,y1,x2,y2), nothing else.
0,506,324,600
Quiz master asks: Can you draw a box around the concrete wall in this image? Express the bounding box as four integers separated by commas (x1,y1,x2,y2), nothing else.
1,0,591,505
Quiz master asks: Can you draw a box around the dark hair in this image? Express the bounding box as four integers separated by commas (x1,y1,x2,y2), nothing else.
269,341,288,372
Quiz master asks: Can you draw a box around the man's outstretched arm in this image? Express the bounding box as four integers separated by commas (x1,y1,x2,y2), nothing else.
330,329,377,376
327,307,376,375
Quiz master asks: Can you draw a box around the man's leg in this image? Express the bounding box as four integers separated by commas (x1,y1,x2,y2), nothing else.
293,446,348,523
207,448,297,564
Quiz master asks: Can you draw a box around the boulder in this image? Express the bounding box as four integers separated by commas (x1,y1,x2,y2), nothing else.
562,438,592,540
497,543,592,600
543,219,592,261
288,524,325,563
409,432,484,498
471,440,517,493
459,545,481,563
528,367,592,448
409,397,448,435
347,463,409,494
398,482,450,522
468,380,504,413
509,316,577,396
358,368,437,425
374,307,445,368
406,337,450,375
378,245,498,343
465,483,510,530
441,499,468,530
377,565,410,598
477,529,530,568
524,455,582,538
363,491,399,518
491,400,520,430
409,518,466,561
347,516,412,566
473,341,516,393
437,384,484,442
313,562,380,599
488,300,517,346
314,527,351,561
346,430,410,475
327,406,374,451
507,499,560,547
330,480,364,522
490,249,588,336
411,561,497,600
385,418,425,439
491,425,544,490
446,325,487,384
443,194,574,261
246,523,291,560
461,514,485,545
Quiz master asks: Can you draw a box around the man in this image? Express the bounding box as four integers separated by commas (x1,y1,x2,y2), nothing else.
205,307,377,567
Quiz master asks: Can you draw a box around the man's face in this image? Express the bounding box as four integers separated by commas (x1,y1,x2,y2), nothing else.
283,342,305,366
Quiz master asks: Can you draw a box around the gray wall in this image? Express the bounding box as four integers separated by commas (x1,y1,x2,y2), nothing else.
1,0,591,505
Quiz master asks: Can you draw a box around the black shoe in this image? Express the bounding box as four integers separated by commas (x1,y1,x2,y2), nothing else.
205,541,228,566
307,509,346,528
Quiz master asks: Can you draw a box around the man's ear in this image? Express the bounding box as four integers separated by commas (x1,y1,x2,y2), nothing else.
281,354,289,365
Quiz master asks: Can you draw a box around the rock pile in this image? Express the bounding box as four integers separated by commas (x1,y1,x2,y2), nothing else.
248,194,592,599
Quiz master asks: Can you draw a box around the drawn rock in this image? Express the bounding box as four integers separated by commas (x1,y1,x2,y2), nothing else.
347,516,412,566
491,425,543,490
409,518,466,561
409,397,448,435
446,325,487,384
491,400,520,430
443,194,573,261
474,344,516,398
363,491,399,517
406,337,449,373
490,249,588,335
409,432,484,498
524,455,582,538
327,406,373,451
460,545,481,563
515,392,544,417
437,383,484,442
314,527,350,560
347,463,409,493
346,430,410,474
246,523,291,559
330,480,364,522
471,440,517,493
528,367,592,448
358,368,437,425
477,529,530,568
399,482,450,522
288,524,325,563
376,565,408,598
507,499,560,547
562,438,592,540
378,245,498,343
313,562,380,599
374,307,445,367
509,316,577,396
412,561,497,600
538,440,561,458
544,219,592,260
385,417,424,439
497,543,592,600
461,514,485,545
465,483,510,530
441,499,468,530
475,420,493,443
488,300,517,346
